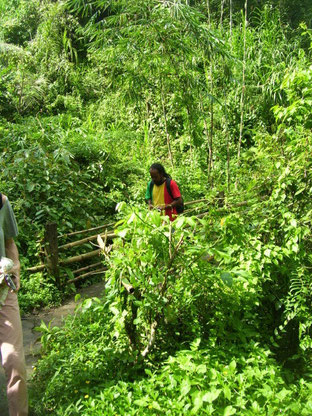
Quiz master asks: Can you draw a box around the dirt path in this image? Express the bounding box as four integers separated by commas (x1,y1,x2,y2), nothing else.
0,280,106,416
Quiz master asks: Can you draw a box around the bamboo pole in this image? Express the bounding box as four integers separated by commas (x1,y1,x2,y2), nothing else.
237,0,248,166
229,0,233,36
121,280,134,294
220,0,226,26
27,252,103,274
27,196,268,274
66,267,107,285
184,199,209,206
59,222,115,239
60,249,102,265
59,231,116,250
72,261,103,275
161,83,173,168
27,264,45,273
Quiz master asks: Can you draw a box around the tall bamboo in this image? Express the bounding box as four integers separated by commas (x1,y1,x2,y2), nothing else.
229,0,233,36
161,82,173,168
205,0,214,186
223,91,231,192
220,0,226,26
237,0,248,165
206,0,211,25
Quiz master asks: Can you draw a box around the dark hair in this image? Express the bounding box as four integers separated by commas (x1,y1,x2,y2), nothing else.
150,163,171,178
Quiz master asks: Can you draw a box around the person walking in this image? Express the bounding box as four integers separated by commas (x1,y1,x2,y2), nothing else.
145,163,183,222
0,193,28,416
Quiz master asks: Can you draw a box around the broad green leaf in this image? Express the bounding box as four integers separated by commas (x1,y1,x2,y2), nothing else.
134,398,148,407
27,183,35,192
180,378,191,397
196,364,207,374
151,401,161,410
116,228,128,238
229,360,237,371
223,385,231,400
290,219,297,227
223,405,237,416
203,389,221,403
74,294,81,303
220,272,233,287
276,388,290,401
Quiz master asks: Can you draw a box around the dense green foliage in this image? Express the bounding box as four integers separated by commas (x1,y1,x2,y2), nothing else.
1,0,312,414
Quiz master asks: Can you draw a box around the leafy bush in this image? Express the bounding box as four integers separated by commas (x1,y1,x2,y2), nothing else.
39,340,312,416
18,273,62,313
30,202,312,414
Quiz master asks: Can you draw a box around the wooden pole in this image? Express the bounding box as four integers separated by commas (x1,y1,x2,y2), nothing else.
66,267,107,285
44,222,60,287
60,249,102,266
72,261,103,275
58,231,116,250
58,222,116,239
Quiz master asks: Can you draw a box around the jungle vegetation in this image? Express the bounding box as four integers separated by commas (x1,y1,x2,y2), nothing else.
1,0,312,414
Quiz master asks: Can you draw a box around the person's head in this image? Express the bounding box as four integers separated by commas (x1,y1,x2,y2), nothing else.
149,163,168,186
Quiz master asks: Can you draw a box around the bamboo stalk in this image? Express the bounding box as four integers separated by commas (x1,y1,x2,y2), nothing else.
121,280,134,294
220,0,226,26
66,267,107,285
229,0,233,36
27,196,267,274
183,207,207,215
196,211,210,219
27,254,103,273
60,249,102,265
184,199,210,206
72,261,103,275
59,231,116,250
161,84,173,168
27,264,46,273
59,222,115,239
237,0,248,166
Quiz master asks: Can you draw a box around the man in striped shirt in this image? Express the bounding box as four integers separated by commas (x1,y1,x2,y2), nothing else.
145,163,183,222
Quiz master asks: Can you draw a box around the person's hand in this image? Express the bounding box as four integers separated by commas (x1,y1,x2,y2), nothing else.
12,274,20,292
11,263,21,291
148,203,154,210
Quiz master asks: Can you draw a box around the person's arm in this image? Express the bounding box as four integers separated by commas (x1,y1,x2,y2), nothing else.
165,180,182,209
165,197,183,210
1,194,20,290
146,198,153,210
145,181,154,210
5,238,21,291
